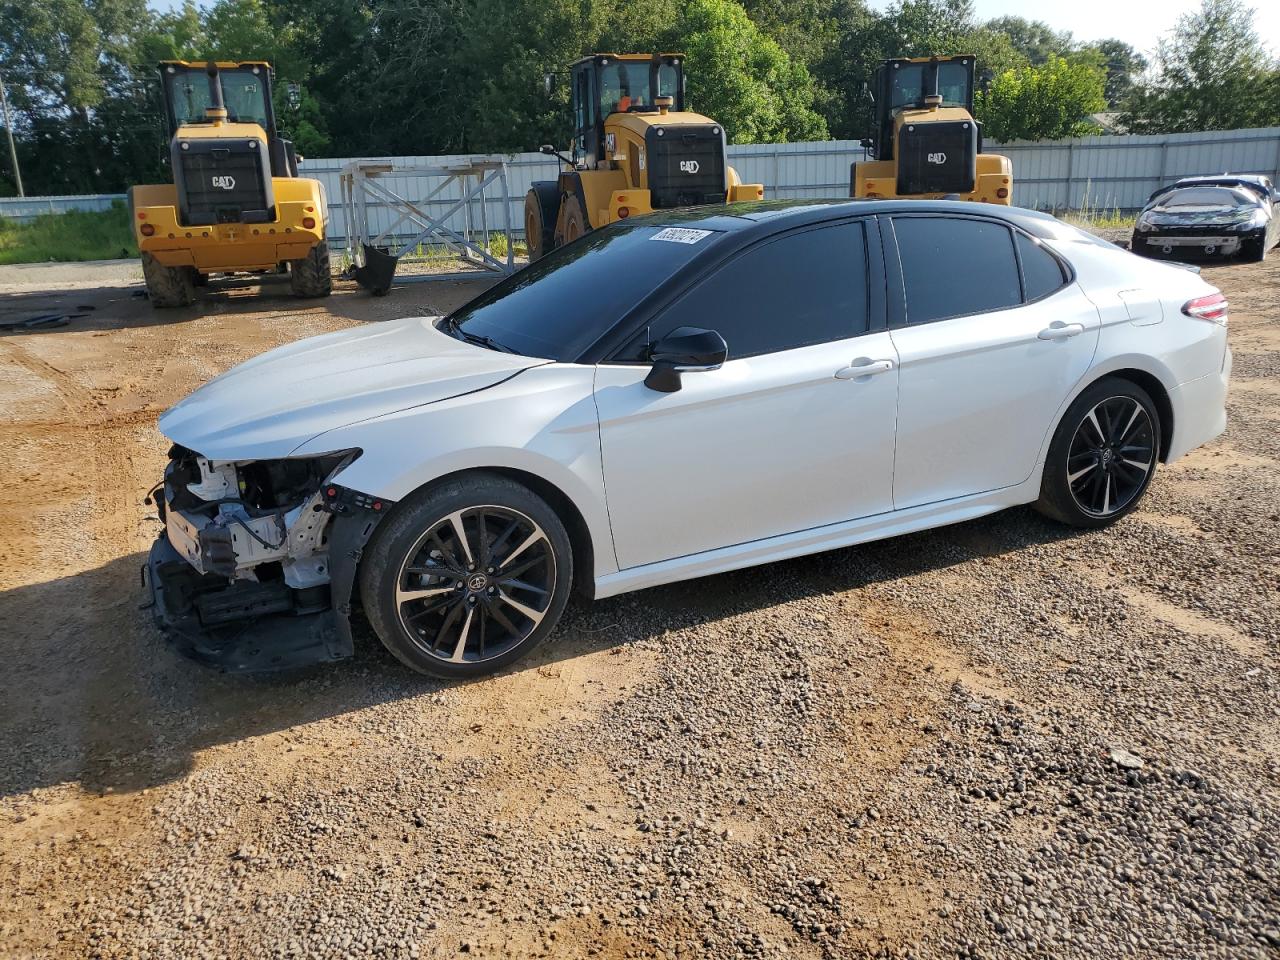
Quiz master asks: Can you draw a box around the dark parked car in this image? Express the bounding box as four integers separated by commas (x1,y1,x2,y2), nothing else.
1132,175,1280,262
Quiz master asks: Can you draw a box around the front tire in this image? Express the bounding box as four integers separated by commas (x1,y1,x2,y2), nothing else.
360,473,573,679
290,240,333,298
1035,377,1161,528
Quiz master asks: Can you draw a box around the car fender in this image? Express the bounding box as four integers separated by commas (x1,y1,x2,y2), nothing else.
1030,352,1179,484
290,364,619,580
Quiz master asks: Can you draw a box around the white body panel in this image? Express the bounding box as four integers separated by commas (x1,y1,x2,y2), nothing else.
594,333,899,568
159,317,541,461
889,285,1100,509
157,210,1231,604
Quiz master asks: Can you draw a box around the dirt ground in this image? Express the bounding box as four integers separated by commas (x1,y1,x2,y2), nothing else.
0,251,1276,959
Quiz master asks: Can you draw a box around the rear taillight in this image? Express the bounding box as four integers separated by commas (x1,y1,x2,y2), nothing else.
1182,292,1228,325
140,223,155,237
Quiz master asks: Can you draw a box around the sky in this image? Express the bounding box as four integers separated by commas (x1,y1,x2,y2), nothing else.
868,0,1279,56
145,0,1279,58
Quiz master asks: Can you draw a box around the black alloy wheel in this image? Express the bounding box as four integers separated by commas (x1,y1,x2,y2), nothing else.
394,505,555,665
1035,377,1161,529
1066,396,1156,518
360,473,573,678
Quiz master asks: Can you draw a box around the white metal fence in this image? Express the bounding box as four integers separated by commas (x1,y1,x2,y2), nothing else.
303,125,1280,243
3,125,1277,239
304,141,867,245
0,193,126,223
991,126,1280,211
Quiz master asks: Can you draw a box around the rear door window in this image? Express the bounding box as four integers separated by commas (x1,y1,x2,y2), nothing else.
893,216,1021,323
616,221,871,361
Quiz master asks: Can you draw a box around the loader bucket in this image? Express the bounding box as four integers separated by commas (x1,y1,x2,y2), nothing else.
354,244,399,296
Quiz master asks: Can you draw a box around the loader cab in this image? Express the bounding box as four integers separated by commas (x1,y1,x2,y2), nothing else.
867,56,976,162
161,61,277,137
159,61,298,179
570,53,685,167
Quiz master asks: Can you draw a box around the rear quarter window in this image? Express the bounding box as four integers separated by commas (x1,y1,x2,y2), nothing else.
1016,232,1068,302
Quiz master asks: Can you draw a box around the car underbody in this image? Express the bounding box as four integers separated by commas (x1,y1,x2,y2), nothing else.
145,446,390,671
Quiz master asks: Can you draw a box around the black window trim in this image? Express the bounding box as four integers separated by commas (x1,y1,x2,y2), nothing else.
593,214,889,366
883,212,1074,329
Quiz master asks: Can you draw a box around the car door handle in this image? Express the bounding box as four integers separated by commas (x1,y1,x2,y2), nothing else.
1037,321,1085,340
834,359,895,379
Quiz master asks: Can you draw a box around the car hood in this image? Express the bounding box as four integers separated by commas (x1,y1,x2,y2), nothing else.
1143,206,1259,227
159,316,547,460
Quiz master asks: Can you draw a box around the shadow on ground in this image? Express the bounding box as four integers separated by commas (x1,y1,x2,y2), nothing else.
0,506,1078,801
0,274,499,337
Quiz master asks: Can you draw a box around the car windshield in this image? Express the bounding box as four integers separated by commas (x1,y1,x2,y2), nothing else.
446,223,725,361
1156,187,1260,210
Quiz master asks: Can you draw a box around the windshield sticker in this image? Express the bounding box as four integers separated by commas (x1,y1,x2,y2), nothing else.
650,227,712,244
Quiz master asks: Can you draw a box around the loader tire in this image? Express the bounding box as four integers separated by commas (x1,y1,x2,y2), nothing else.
141,253,195,308
563,195,588,244
524,182,560,261
290,240,332,298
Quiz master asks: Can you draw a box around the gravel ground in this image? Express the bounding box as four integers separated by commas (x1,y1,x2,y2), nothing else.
0,241,1277,959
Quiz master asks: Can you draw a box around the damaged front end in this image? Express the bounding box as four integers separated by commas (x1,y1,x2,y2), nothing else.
145,445,391,671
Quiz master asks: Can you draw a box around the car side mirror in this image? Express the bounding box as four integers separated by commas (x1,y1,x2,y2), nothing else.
643,326,727,393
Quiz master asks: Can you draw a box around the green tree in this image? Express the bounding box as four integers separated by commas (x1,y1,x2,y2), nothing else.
1086,39,1148,108
1122,0,1278,132
676,0,828,143
0,0,162,194
976,55,1106,142
984,16,1072,65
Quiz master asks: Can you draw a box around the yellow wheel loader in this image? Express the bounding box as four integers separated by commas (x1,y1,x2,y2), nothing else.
524,53,765,260
128,61,330,308
851,55,1012,204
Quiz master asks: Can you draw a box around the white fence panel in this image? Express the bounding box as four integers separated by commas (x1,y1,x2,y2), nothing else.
0,193,126,223
989,126,1280,211
5,126,1278,239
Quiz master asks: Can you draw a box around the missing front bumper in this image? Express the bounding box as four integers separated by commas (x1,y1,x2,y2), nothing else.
145,476,392,672
145,535,348,672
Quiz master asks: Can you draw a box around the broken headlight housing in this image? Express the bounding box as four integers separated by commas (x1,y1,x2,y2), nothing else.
161,446,360,587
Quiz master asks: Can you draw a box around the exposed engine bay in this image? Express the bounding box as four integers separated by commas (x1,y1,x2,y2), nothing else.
146,445,391,671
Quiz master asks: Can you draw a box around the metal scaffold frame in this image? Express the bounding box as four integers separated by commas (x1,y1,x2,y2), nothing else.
339,156,516,286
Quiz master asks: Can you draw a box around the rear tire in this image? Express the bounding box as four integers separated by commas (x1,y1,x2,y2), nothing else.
1034,377,1161,529
360,473,574,679
141,252,195,308
290,240,332,298
524,183,559,261
555,194,588,248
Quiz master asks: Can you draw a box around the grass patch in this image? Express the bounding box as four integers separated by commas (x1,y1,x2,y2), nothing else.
1060,180,1135,231
1062,209,1135,230
0,203,137,265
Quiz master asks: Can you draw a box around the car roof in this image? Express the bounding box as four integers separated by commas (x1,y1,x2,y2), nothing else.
1174,174,1270,187
1147,175,1272,205
631,198,1064,239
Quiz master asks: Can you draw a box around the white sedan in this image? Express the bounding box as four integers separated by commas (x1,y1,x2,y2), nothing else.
147,201,1231,677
